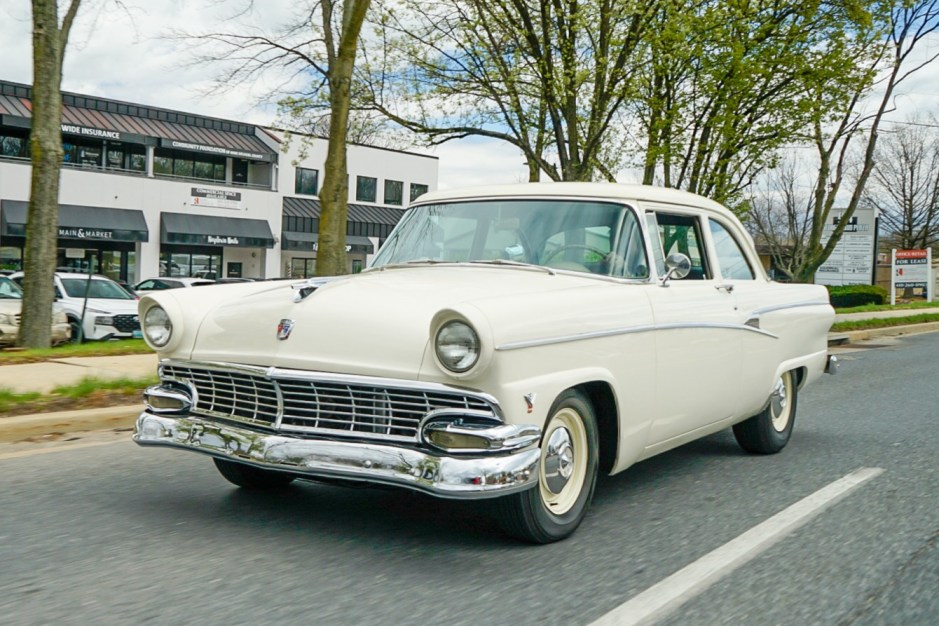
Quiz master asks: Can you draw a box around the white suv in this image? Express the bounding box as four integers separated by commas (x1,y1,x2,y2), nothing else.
11,271,141,341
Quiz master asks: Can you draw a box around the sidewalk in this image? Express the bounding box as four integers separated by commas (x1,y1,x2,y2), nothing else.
0,353,158,394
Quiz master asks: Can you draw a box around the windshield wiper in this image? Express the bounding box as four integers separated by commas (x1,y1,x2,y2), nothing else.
466,259,556,275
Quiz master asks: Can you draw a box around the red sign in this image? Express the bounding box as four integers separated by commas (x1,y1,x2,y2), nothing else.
895,249,928,260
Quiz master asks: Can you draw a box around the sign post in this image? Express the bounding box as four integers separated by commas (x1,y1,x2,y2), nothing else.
891,248,933,305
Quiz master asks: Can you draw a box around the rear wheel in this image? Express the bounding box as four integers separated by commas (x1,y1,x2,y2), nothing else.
496,389,599,543
213,458,296,490
733,370,797,454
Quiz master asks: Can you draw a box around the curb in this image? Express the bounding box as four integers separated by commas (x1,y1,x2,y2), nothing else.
0,404,142,443
833,321,939,344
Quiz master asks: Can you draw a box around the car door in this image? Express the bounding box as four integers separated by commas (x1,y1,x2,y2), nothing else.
643,206,742,446
703,216,782,415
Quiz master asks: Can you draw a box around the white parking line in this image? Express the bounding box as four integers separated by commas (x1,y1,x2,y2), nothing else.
589,467,884,626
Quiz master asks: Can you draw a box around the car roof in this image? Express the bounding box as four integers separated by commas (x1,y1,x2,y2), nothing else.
413,182,735,219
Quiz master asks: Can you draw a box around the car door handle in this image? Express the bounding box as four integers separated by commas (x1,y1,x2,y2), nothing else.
715,283,734,293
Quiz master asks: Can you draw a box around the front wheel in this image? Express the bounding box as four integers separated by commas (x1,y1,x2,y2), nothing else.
496,389,599,543
733,370,798,454
213,458,296,490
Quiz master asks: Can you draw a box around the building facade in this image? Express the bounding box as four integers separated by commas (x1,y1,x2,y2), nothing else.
0,80,437,283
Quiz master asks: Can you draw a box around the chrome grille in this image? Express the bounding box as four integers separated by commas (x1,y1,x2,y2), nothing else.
160,363,498,442
162,364,279,425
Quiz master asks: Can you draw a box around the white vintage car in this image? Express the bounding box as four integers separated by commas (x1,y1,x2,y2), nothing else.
134,183,837,543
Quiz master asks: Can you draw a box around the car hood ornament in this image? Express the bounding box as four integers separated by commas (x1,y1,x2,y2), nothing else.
277,319,295,340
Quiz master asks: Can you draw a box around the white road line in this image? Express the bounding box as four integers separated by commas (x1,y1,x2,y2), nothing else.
590,467,884,626
0,439,124,461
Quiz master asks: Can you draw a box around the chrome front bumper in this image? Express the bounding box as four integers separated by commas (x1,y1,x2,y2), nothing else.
134,412,541,499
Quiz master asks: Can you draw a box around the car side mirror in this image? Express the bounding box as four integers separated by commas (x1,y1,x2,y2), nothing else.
660,253,691,286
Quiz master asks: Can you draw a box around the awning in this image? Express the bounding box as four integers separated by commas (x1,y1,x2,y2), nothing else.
283,231,374,254
0,199,149,241
161,212,275,248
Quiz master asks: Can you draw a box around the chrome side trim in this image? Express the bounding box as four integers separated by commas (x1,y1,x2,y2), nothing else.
495,322,778,351
134,412,539,499
749,300,831,316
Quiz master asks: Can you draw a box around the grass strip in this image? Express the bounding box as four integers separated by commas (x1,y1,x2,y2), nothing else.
835,300,938,314
0,375,157,416
0,339,153,365
831,313,939,332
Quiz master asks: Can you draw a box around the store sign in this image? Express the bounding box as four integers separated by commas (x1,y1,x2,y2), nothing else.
815,206,876,286
60,123,122,141
207,235,240,245
192,187,242,210
58,227,114,240
891,248,933,304
163,139,270,161
310,242,353,252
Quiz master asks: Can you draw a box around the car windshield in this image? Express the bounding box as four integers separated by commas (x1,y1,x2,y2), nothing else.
371,199,649,278
0,277,23,299
61,277,136,299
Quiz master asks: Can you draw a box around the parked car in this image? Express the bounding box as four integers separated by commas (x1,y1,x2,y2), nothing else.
11,271,141,341
134,277,215,294
0,276,70,347
134,183,837,543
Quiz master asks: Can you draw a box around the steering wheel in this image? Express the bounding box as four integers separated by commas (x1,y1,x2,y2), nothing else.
542,244,608,266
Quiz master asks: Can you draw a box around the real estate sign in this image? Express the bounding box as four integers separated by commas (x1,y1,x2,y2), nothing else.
891,248,933,305
815,206,876,286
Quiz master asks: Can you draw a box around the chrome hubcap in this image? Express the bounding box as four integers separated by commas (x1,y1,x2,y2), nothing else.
543,427,575,494
770,378,787,416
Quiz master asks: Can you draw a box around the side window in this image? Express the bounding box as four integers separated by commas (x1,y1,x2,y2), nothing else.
137,280,156,290
709,220,755,280
655,213,710,279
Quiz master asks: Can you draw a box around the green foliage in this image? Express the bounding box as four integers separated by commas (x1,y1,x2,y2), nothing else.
826,284,889,307
831,313,939,332
0,339,152,363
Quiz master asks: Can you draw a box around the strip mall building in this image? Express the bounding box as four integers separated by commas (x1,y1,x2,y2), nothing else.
0,80,438,282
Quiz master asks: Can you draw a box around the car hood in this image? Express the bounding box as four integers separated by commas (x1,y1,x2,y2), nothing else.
148,266,638,380
75,297,140,315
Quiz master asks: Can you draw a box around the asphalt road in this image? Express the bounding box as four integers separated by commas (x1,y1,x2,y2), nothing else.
1,334,936,626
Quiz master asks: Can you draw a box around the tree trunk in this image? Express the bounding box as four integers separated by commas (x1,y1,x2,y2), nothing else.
315,0,371,277
19,0,69,348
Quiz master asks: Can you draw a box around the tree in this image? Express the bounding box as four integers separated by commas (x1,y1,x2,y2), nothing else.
177,0,372,276
365,0,658,182
18,0,82,348
636,0,882,204
864,119,939,250
780,0,939,283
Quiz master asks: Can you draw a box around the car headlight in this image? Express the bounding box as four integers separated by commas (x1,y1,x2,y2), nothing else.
435,320,480,372
53,310,67,324
95,315,115,325
143,305,173,347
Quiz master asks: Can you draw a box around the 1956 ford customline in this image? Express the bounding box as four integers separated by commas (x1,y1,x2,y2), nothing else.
134,183,837,543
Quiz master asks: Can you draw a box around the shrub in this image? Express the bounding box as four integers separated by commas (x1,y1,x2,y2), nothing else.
826,284,888,308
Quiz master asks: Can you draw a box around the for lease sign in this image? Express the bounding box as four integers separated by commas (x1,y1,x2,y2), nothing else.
891,248,933,304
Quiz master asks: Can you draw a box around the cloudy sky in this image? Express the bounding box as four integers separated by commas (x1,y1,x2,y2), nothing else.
3,0,939,191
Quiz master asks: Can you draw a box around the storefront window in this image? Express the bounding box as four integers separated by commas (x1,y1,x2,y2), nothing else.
161,249,222,278
384,179,403,206
291,258,316,278
104,142,146,172
0,246,22,272
1,130,29,159
356,176,377,202
410,183,429,202
153,148,226,182
295,168,319,195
